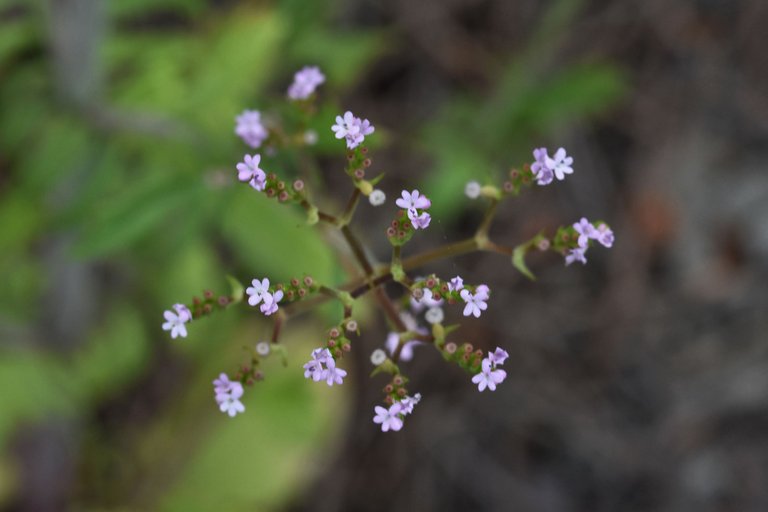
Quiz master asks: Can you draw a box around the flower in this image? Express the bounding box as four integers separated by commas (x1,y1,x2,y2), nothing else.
413,288,443,309
246,278,270,307
460,287,489,318
213,372,234,394
236,154,267,191
573,217,596,248
369,189,386,206
531,147,554,186
303,348,345,386
373,403,404,432
448,276,464,292
323,357,347,386
256,341,271,356
216,381,245,417
331,111,375,149
259,290,284,316
385,332,420,362
287,66,325,100
465,181,481,199
370,349,387,365
399,393,422,415
303,348,331,381
235,110,268,148
565,247,587,266
396,189,431,210
162,303,192,339
408,209,432,230
595,223,614,248
545,147,574,181
425,307,444,325
471,358,507,392
487,347,509,366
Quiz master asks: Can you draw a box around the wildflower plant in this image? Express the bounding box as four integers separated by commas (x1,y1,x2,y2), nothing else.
162,66,615,431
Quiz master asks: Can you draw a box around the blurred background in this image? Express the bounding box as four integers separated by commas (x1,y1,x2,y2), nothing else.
2,0,768,510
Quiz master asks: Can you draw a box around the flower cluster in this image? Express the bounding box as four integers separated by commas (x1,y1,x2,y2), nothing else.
235,110,268,149
373,393,421,432
246,278,284,316
303,348,348,386
160,65,617,433
566,217,615,266
162,303,192,339
531,147,573,185
213,373,245,417
287,66,325,100
331,111,375,149
471,347,508,392
396,189,432,230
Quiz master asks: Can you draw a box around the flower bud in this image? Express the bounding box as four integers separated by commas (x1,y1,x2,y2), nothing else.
218,296,230,306
303,276,313,287
445,342,457,354
363,158,371,168
384,395,394,405
397,388,406,397
384,384,394,393
329,328,340,338
412,288,424,300
203,304,212,314
354,169,365,179
463,343,474,353
293,179,305,191
291,278,300,287
346,320,358,332
278,191,289,202
297,288,307,297
341,343,351,352
204,290,213,299
537,238,550,251
393,375,404,386
254,370,264,381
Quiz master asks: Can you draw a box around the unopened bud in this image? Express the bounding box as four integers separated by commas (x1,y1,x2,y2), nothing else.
445,342,457,354
537,238,550,251
203,304,212,314
278,191,289,202
346,320,358,332
384,384,394,393
354,169,365,179
393,375,404,386
329,328,340,338
363,158,372,168
297,288,306,297
291,278,300,287
204,290,213,299
341,343,351,352
254,370,264,381
293,179,304,191
303,276,313,287
463,343,473,353
397,388,406,397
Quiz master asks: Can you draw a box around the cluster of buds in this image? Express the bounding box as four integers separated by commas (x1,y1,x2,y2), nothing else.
161,65,616,432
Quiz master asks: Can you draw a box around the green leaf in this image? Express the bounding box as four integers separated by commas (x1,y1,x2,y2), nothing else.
512,243,536,281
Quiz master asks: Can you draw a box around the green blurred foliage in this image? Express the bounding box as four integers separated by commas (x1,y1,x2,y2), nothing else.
0,0,383,508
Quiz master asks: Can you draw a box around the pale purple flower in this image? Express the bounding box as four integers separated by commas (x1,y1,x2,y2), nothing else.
573,217,596,248
595,223,614,248
487,347,509,366
287,66,325,100
531,147,554,186
448,276,464,292
246,278,270,307
162,303,192,339
216,381,245,417
304,348,342,384
399,393,422,415
213,372,233,394
565,247,588,266
236,154,267,191
408,209,432,230
460,288,489,318
396,189,431,210
373,403,404,432
545,147,574,181
323,357,347,386
259,290,284,316
303,351,326,381
235,110,268,148
471,359,507,392
474,284,490,300
331,111,375,149
385,332,422,362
